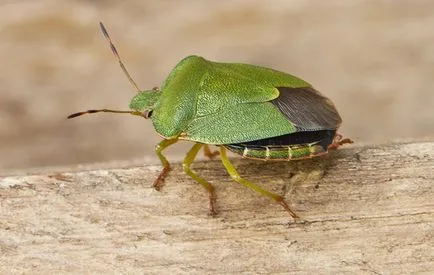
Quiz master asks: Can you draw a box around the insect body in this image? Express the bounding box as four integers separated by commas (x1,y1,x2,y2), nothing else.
68,23,353,220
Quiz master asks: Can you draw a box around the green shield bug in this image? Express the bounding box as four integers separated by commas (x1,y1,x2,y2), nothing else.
68,22,353,220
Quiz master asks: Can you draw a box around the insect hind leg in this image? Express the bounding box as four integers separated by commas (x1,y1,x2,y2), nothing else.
219,147,300,220
328,133,354,150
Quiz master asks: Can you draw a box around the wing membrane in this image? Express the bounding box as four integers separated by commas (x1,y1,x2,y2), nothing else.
271,87,342,131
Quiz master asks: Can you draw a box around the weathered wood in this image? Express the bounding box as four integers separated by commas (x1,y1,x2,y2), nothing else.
0,141,433,274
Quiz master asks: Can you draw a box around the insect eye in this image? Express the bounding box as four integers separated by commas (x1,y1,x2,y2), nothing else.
143,110,153,118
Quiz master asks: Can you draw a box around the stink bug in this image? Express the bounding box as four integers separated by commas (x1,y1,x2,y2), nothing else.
68,23,353,220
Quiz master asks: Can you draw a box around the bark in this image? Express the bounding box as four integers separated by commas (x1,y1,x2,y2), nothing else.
1,141,433,274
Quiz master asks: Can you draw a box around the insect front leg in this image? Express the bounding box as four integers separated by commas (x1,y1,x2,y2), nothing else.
183,143,218,216
220,147,300,220
153,138,178,190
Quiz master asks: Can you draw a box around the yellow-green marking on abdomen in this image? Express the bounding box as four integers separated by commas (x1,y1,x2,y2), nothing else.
224,142,327,160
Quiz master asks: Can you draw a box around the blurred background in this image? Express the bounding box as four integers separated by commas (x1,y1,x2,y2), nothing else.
1,0,433,171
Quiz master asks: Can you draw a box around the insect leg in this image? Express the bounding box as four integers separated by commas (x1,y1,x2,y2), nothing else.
220,147,300,220
203,144,219,159
183,143,217,216
328,133,354,150
153,138,179,191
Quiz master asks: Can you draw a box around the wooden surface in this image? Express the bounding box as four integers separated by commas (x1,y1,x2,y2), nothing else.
0,141,433,274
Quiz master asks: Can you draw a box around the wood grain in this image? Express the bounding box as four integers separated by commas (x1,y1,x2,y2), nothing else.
1,141,433,274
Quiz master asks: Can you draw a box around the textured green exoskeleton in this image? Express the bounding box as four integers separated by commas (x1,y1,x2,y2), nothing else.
68,23,353,220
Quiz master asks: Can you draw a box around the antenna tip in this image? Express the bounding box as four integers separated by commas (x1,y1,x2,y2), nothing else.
99,21,108,37
67,113,80,119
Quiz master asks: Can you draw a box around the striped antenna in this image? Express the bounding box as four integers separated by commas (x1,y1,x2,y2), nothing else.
67,109,143,119
99,22,141,93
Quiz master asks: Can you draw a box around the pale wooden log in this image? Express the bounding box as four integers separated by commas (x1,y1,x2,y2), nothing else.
0,141,433,274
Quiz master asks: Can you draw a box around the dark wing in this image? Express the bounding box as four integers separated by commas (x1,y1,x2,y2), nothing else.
271,87,342,131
